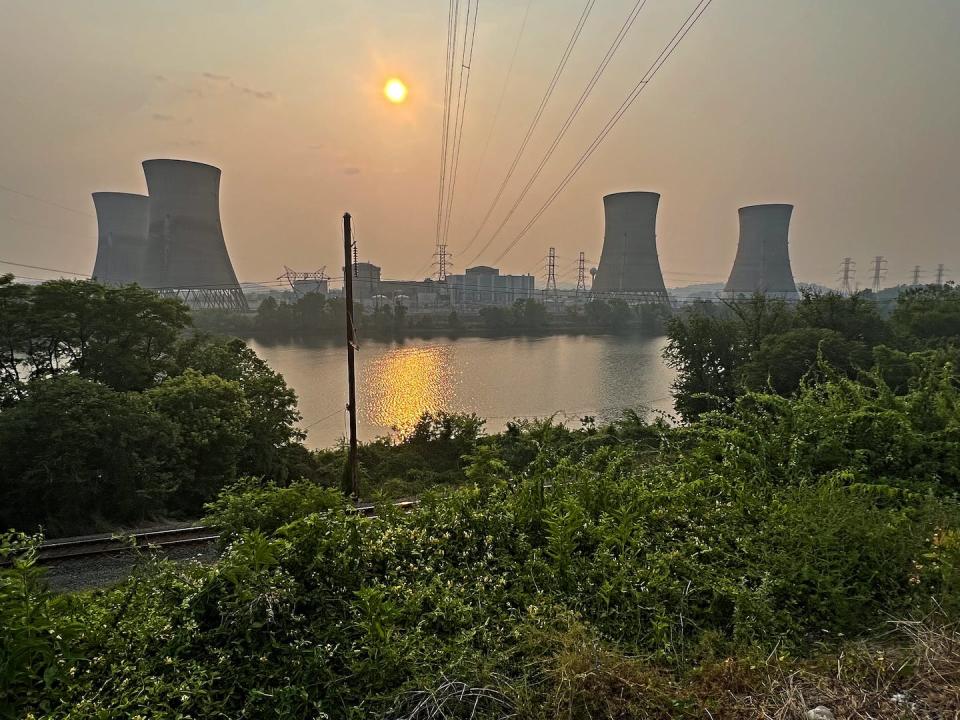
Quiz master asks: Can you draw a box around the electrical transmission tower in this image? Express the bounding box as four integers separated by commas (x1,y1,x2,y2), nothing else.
912,265,922,286
576,251,587,295
434,244,451,281
936,263,946,285
546,247,558,295
278,265,328,297
839,257,856,296
870,256,887,294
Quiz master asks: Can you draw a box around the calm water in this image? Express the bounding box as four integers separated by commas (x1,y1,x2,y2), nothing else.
247,334,677,449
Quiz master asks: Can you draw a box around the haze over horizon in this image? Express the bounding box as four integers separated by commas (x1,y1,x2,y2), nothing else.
2,0,959,290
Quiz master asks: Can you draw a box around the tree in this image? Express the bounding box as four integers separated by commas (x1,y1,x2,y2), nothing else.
479,306,511,331
664,309,745,420
147,370,251,514
511,299,547,329
741,327,870,395
891,284,960,346
0,275,33,405
0,376,176,533
172,335,303,480
0,278,189,399
795,289,888,345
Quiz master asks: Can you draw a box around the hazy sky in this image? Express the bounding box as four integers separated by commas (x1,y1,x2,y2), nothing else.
2,0,959,290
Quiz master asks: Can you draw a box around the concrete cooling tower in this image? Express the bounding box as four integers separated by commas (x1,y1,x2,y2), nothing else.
140,159,248,311
590,191,668,302
724,204,798,298
91,192,150,285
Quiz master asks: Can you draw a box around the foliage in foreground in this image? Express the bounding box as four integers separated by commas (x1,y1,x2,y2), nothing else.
0,276,306,535
5,358,960,718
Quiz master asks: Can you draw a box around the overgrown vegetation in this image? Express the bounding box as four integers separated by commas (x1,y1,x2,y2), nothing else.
4,281,960,717
664,284,960,420
0,275,306,535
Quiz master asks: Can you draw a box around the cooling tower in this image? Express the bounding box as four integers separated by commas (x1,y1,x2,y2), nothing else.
141,159,248,311
724,204,798,298
591,192,668,301
91,192,149,285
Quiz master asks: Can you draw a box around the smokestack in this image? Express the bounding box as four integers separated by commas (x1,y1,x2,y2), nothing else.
591,191,668,301
724,204,798,298
91,192,149,285
141,159,247,310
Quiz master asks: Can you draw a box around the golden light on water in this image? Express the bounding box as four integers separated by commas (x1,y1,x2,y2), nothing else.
362,345,456,436
383,77,408,103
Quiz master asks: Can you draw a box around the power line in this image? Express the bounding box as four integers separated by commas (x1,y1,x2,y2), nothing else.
0,259,90,277
0,182,93,218
463,0,533,211
458,0,596,258
467,0,650,266
433,0,461,257
439,0,481,253
488,0,716,266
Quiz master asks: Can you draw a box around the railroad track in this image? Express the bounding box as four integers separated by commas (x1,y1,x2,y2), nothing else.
20,498,422,565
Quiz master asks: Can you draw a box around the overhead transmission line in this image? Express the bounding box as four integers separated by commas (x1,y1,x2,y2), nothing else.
0,182,93,218
463,0,533,207
439,0,481,254
458,0,596,258
489,0,716,267
433,0,461,256
466,0,650,267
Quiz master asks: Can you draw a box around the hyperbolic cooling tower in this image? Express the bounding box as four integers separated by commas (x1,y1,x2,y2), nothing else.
91,192,150,285
590,191,668,301
140,159,248,310
723,204,798,298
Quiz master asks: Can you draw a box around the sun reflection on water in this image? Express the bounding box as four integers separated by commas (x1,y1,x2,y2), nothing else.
361,345,457,437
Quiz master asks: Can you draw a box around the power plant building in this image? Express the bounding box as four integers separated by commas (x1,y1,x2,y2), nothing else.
140,159,248,311
590,192,668,302
91,192,150,286
724,204,798,298
448,266,535,306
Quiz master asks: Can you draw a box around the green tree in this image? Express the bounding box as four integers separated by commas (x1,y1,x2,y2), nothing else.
147,370,251,514
479,306,511,331
0,278,189,398
741,327,870,394
664,309,744,420
0,376,176,533
0,274,33,405
511,299,548,329
891,284,960,346
794,289,888,345
172,335,303,479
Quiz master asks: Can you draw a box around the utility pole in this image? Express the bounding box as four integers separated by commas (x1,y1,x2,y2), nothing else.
870,256,887,294
912,265,922,286
839,257,856,296
546,247,557,295
576,251,586,295
936,263,946,286
342,212,359,498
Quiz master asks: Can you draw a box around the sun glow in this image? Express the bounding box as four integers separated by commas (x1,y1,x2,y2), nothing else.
384,78,408,104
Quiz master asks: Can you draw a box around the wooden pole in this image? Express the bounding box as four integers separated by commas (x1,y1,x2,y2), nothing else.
342,212,359,498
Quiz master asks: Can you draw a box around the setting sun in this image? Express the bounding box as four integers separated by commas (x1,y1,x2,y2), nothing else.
383,78,408,104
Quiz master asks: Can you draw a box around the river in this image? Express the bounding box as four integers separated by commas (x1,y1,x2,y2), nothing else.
247,334,678,449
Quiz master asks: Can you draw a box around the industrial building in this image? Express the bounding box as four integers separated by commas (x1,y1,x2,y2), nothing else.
724,204,798,298
590,192,669,303
447,266,536,306
344,262,447,309
91,192,150,285
139,159,248,311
